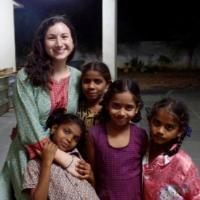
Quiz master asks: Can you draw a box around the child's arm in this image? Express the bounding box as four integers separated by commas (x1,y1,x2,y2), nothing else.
36,145,81,177
31,142,57,200
54,150,81,177
37,142,82,177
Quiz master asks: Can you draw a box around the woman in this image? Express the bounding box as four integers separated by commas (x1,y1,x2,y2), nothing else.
0,15,81,200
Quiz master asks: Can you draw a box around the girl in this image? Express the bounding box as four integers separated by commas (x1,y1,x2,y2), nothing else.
23,108,99,200
77,61,111,159
87,79,148,200
144,97,200,199
0,15,81,200
78,60,111,130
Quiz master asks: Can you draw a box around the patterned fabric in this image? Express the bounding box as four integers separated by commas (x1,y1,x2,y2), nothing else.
77,106,100,160
26,137,49,159
0,67,81,200
49,77,69,111
143,149,200,200
23,158,99,200
77,106,99,130
90,123,148,200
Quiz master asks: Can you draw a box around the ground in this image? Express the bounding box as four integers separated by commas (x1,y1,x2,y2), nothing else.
118,71,200,90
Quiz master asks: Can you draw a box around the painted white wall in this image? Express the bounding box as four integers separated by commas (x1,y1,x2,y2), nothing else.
0,0,16,72
102,0,117,80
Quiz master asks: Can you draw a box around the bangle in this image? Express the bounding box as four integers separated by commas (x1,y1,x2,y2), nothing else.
66,155,74,169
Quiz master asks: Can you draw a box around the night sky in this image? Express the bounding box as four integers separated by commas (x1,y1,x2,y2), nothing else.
117,1,200,42
15,0,200,60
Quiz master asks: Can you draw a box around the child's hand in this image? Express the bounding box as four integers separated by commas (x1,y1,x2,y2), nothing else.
75,160,94,181
41,141,58,167
66,155,81,177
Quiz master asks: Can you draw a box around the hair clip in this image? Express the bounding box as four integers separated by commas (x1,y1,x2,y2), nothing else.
184,125,192,137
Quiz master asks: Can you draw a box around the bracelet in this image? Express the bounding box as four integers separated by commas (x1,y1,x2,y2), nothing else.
66,155,74,169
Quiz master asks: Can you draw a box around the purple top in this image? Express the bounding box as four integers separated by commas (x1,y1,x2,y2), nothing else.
90,123,148,200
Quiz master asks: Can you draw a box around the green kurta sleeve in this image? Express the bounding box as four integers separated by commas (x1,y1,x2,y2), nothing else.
13,69,51,158
12,67,81,158
67,66,81,113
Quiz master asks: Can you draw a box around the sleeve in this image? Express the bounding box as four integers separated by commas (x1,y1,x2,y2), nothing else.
182,161,200,199
22,160,40,190
13,69,49,159
67,67,81,113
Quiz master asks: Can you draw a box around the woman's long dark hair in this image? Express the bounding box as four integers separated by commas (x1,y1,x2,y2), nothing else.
25,15,77,89
99,79,143,124
147,97,190,156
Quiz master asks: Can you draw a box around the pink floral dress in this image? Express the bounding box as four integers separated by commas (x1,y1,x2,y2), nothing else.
143,149,200,200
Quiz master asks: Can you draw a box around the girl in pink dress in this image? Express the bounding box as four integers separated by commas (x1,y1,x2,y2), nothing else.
87,79,148,200
143,97,200,200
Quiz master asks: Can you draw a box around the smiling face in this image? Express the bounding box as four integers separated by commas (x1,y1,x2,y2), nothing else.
149,108,181,145
107,91,139,127
81,70,109,102
44,22,74,64
51,122,81,152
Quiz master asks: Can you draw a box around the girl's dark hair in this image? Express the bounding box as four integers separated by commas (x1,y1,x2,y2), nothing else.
99,79,143,123
147,97,190,156
46,108,85,136
79,61,112,106
25,15,77,89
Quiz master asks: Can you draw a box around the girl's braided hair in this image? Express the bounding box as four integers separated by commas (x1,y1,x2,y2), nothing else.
147,97,190,156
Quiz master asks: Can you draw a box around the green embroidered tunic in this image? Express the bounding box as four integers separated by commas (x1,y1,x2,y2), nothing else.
0,67,81,200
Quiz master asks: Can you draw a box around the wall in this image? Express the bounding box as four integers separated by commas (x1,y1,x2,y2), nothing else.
0,0,16,75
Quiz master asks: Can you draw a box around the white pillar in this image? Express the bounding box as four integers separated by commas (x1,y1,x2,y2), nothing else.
0,0,16,74
102,0,117,80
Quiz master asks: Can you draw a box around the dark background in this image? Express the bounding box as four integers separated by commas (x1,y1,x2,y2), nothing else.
15,0,200,63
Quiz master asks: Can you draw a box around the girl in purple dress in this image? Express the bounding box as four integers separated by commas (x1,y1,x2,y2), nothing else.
87,79,148,200
143,98,200,200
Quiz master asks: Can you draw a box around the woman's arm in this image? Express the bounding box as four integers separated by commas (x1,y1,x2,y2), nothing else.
31,142,57,200
13,69,82,172
13,69,50,159
13,69,78,170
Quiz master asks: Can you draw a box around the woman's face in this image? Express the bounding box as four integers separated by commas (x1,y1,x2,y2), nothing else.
44,22,74,63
